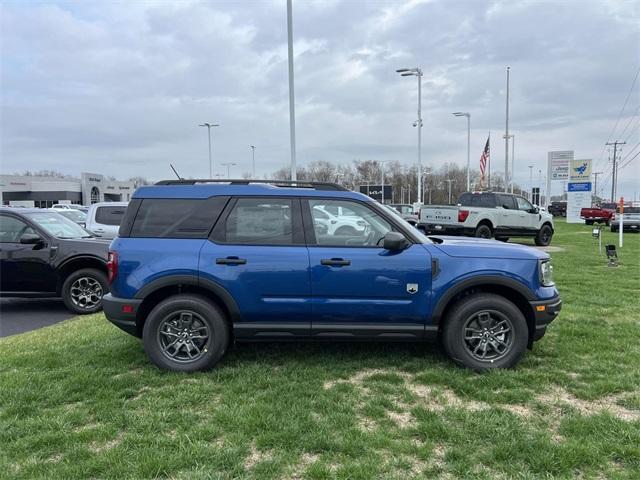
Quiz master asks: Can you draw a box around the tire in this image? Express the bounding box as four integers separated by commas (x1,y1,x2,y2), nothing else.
534,224,553,246
474,224,492,239
605,220,610,227
495,237,509,242
335,226,358,236
585,220,593,225
441,293,528,371
62,268,108,314
142,294,230,372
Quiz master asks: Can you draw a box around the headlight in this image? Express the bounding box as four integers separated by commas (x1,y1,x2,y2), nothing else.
540,260,554,286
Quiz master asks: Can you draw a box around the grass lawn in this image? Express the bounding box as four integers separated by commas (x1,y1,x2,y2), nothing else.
1,220,639,479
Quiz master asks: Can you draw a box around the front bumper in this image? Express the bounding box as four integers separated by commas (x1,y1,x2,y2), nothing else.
102,293,143,338
529,295,562,342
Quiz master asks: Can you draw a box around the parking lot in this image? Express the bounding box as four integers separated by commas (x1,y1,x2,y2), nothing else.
0,298,74,338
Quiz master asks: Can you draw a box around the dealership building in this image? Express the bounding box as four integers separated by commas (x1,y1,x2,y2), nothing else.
0,172,135,208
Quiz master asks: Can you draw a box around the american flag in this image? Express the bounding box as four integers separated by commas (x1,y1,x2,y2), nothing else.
479,135,490,187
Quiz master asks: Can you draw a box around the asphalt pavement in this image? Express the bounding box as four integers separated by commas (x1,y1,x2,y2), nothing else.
0,298,75,338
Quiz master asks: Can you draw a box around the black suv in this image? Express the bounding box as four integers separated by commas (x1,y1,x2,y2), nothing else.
0,208,110,314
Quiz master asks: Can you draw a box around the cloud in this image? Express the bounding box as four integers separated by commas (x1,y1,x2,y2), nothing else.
1,0,638,199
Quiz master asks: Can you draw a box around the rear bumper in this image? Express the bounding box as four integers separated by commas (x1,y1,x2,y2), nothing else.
419,223,472,235
529,295,562,341
102,293,142,337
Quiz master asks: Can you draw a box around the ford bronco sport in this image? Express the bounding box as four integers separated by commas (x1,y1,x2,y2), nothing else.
103,180,561,372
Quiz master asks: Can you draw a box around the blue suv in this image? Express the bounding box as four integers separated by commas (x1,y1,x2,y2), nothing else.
103,180,561,372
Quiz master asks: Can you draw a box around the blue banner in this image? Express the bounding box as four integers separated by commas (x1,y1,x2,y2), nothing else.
568,182,592,192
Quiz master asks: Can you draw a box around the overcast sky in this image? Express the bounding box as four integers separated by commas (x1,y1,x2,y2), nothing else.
1,0,639,198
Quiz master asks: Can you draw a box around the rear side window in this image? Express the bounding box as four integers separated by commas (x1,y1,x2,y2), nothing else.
95,206,126,226
213,198,295,245
498,195,517,210
458,193,495,208
129,197,228,238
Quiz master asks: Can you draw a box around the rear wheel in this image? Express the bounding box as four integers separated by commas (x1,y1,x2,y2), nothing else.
142,294,230,372
585,220,594,225
62,268,108,314
534,224,553,246
442,293,528,371
474,224,492,239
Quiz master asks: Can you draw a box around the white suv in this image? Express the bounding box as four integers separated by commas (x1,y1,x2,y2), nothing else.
419,192,555,246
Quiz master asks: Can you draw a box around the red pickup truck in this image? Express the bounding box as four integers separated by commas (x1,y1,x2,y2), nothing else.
580,203,617,225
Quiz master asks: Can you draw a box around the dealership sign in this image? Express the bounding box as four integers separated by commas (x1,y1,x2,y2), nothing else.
359,185,393,203
566,158,593,224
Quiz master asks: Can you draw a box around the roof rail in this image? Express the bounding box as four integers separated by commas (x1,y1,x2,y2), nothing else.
154,179,348,191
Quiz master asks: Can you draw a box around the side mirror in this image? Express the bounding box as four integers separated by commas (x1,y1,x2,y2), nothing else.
383,231,409,251
19,233,44,245
530,206,539,214
502,204,510,209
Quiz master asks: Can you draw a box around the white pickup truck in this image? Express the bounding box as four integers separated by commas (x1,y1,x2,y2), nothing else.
418,192,555,246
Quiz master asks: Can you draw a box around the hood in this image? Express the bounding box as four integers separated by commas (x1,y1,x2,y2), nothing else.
429,236,549,260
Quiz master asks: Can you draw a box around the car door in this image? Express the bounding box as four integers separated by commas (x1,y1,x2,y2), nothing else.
515,196,538,231
304,198,431,339
200,196,311,338
496,194,521,232
0,214,56,293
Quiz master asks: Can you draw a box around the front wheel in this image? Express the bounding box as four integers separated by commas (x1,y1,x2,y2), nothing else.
442,293,528,371
585,220,594,225
534,224,553,246
142,294,230,372
62,268,108,314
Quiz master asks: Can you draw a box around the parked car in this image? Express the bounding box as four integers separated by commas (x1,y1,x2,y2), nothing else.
610,207,640,233
52,208,87,227
85,202,128,239
418,192,555,246
387,203,419,226
580,203,617,225
52,204,89,214
547,201,567,217
0,208,109,314
103,180,561,373
311,204,368,236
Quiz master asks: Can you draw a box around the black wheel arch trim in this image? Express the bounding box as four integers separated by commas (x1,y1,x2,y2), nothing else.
133,274,241,323
431,275,536,325
57,254,108,271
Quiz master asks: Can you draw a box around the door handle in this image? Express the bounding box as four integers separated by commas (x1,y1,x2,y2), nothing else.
216,257,247,265
321,258,350,266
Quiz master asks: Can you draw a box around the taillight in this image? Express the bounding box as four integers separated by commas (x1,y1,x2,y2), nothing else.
107,251,118,284
458,210,470,222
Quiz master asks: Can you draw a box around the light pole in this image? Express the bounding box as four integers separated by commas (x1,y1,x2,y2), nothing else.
445,179,455,205
503,133,515,193
286,0,297,181
421,171,432,204
453,112,471,191
538,169,543,205
504,66,510,193
396,67,423,205
221,162,237,178
528,165,533,201
199,123,220,177
250,145,256,177
380,160,391,204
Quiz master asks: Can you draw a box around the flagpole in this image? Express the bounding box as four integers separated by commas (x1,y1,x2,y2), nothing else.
488,131,491,190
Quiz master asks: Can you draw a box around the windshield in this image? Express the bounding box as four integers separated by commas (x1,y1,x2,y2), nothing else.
26,212,92,239
56,209,86,222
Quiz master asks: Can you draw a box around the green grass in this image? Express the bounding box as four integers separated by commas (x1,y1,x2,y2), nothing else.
1,221,639,479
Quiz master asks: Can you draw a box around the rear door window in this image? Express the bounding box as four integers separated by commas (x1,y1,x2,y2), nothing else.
498,195,517,210
459,194,495,207
212,197,301,245
130,197,228,238
95,206,127,226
